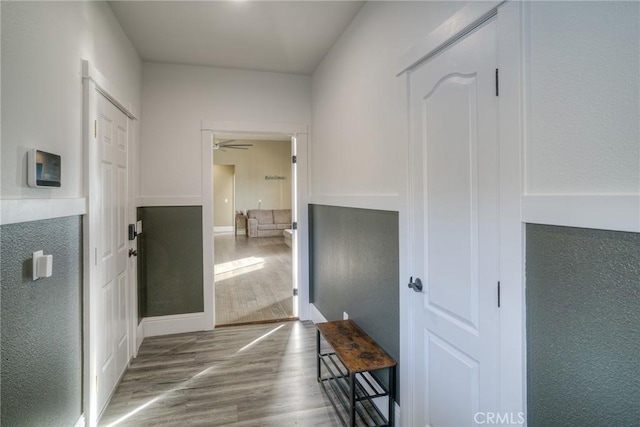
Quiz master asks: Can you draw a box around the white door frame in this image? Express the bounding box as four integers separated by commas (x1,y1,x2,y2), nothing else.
201,120,310,328
398,1,525,423
82,60,138,427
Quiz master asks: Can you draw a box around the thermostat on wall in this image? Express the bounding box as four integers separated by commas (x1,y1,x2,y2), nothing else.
28,149,61,188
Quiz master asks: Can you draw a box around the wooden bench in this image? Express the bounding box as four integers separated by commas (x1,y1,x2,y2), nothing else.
316,320,397,427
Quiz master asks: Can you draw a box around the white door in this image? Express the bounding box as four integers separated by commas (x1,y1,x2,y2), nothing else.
290,135,299,313
95,92,130,413
409,19,500,427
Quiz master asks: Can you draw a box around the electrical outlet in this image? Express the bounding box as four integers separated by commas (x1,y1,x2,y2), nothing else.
343,312,349,320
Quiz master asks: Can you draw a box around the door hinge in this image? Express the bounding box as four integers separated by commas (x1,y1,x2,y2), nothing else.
292,222,298,230
94,120,97,138
95,375,99,391
292,155,297,164
498,281,501,307
95,248,98,266
293,288,299,297
495,68,499,97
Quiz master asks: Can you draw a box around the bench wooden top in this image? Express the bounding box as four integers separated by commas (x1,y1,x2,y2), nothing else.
316,320,396,373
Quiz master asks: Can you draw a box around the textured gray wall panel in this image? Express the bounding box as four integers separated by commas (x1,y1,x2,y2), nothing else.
309,204,399,400
138,206,204,317
1,216,83,426
526,224,640,426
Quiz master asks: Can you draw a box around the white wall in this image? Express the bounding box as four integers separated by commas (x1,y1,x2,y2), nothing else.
213,164,234,227
525,1,639,195
214,139,292,213
311,1,467,199
140,63,310,200
520,1,640,233
1,1,142,200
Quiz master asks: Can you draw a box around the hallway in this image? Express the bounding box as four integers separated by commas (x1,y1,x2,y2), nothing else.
99,321,340,426
214,234,294,325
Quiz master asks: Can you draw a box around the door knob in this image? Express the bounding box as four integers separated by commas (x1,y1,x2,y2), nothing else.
128,249,138,257
408,276,423,292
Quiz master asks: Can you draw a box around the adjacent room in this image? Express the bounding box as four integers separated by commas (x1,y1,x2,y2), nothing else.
212,137,295,326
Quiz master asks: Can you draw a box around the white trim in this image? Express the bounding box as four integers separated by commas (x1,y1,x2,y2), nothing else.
522,195,640,233
143,312,206,337
202,120,307,136
82,71,98,427
138,196,203,206
203,122,311,326
214,226,234,233
293,133,310,321
396,1,504,75
497,0,527,419
82,60,137,120
201,136,215,331
136,321,144,353
309,194,401,213
73,414,86,427
309,303,328,324
0,198,86,225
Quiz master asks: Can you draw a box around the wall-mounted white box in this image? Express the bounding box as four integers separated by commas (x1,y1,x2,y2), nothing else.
32,251,53,280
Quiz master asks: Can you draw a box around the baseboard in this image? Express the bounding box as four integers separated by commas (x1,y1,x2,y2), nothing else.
143,312,206,337
214,226,234,233
73,414,85,427
309,303,328,323
136,321,145,353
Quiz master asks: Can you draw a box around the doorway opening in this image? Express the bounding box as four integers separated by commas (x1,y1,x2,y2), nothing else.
212,137,297,326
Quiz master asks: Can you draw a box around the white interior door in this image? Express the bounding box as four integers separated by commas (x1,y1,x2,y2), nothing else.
96,92,130,413
290,135,299,315
409,19,500,427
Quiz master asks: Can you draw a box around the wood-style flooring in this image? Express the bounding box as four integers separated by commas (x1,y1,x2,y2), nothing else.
214,234,294,326
99,321,341,426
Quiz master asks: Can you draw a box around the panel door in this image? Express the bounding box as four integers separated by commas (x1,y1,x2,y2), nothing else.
409,19,500,426
96,92,130,413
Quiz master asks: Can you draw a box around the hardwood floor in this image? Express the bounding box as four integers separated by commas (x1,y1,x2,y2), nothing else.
214,234,294,326
99,321,341,426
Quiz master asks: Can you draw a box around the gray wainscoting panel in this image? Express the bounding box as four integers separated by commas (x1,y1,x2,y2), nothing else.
526,224,640,426
138,206,204,317
309,204,399,400
1,216,83,426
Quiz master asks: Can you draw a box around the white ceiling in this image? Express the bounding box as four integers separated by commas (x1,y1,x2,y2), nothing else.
108,1,365,75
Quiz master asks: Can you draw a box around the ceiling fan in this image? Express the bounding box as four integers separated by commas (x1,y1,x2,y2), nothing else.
214,139,254,151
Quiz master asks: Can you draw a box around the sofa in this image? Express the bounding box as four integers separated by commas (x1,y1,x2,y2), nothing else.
247,209,292,238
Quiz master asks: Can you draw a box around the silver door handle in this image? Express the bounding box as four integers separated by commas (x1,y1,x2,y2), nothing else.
408,277,423,292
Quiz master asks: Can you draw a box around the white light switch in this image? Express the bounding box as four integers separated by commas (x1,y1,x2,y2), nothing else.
32,251,53,280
